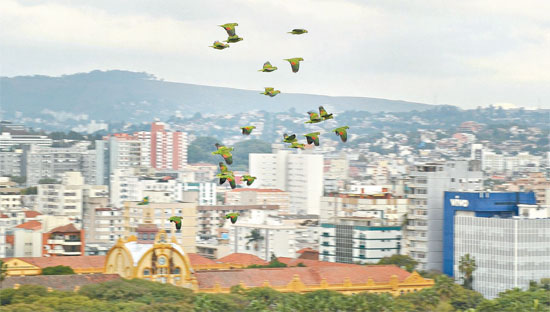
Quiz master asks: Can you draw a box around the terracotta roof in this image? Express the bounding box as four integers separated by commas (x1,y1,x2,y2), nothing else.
49,223,79,233
229,188,284,193
5,235,13,245
23,211,42,218
4,256,106,269
0,274,121,291
296,248,317,254
0,214,8,218
187,253,217,266
195,265,411,289
15,220,42,230
217,253,269,266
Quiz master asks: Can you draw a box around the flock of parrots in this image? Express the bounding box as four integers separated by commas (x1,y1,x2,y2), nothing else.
137,24,350,229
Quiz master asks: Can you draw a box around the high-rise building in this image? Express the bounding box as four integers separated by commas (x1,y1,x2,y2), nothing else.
250,149,323,215
0,150,22,177
150,122,188,170
406,160,483,271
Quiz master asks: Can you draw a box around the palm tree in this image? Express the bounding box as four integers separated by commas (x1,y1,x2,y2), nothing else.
245,229,264,251
459,253,477,290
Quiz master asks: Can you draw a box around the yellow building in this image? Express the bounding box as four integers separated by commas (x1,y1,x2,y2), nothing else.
1,256,105,276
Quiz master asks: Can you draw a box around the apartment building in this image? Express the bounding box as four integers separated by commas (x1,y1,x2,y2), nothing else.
225,189,290,214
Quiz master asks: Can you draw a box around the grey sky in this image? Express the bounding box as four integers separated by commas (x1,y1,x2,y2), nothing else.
1,0,549,109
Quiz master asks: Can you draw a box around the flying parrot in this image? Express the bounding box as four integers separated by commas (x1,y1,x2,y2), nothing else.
225,212,240,224
290,142,306,150
212,143,233,165
241,125,256,135
283,57,304,73
258,61,278,72
169,216,183,230
333,126,350,142
260,87,281,97
137,196,149,205
305,111,322,124
224,35,243,43
283,133,297,143
217,172,236,189
304,132,321,146
209,41,230,50
241,175,256,186
219,162,229,174
288,29,308,35
319,106,333,120
219,23,238,36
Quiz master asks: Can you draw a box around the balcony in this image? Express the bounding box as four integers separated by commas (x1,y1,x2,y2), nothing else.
63,240,82,245
48,239,64,244
62,251,81,256
49,249,64,254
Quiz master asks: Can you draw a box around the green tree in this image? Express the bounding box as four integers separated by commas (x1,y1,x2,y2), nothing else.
245,229,264,251
21,186,38,195
187,136,221,164
231,139,271,171
377,254,418,272
459,253,477,290
0,259,8,290
41,265,75,275
38,178,60,184
9,176,26,185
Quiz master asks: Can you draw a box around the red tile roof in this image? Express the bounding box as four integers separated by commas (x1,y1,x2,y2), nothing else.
187,253,217,266
195,265,411,289
229,188,284,193
15,220,42,230
217,253,269,266
4,256,106,269
296,248,317,254
23,211,42,218
5,235,14,245
49,223,79,233
0,214,8,218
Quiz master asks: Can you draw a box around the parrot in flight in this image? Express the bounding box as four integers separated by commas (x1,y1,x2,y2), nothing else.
319,106,333,120
305,111,322,124
260,87,281,97
225,212,240,224
217,163,236,189
212,143,233,165
219,23,238,36
241,125,256,135
333,126,350,142
225,35,243,43
283,133,297,143
210,41,230,50
169,216,183,231
258,61,278,72
288,29,308,35
304,132,321,146
283,57,304,73
290,142,306,150
138,197,149,205
242,175,256,186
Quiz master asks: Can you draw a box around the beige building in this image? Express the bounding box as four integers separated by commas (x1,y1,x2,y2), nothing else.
123,201,197,252
225,189,290,214
494,172,550,206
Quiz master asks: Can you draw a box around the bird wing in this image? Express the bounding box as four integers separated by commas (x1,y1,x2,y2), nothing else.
219,162,228,173
221,24,237,36
263,62,272,69
309,112,320,121
340,130,348,142
265,87,274,92
319,106,330,117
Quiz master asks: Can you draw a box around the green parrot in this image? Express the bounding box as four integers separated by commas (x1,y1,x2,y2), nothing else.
319,106,333,120
241,125,256,135
225,212,240,224
305,111,322,124
288,29,308,35
137,196,149,205
224,35,243,43
304,132,321,146
219,162,229,174
290,142,306,150
219,23,238,36
283,57,304,73
217,172,236,189
260,87,281,97
258,61,278,72
283,133,297,143
212,143,233,165
333,126,350,142
210,41,230,50
169,216,183,230
241,175,256,186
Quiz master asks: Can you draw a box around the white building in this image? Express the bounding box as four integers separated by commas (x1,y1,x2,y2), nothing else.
454,206,550,299
250,149,323,215
0,150,23,177
225,189,290,214
406,160,483,271
0,131,52,150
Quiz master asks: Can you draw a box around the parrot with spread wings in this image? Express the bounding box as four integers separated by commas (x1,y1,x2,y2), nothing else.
258,61,278,72
290,142,306,150
138,197,149,205
288,29,308,35
242,175,256,186
305,111,323,124
319,106,333,120
241,126,256,135
225,212,240,224
333,126,350,143
219,23,238,36
260,87,281,97
304,132,321,146
283,57,304,73
169,216,183,230
225,35,243,43
212,143,233,165
209,41,230,50
283,133,297,143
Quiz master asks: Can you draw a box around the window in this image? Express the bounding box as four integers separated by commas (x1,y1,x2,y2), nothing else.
173,267,181,274
143,269,150,275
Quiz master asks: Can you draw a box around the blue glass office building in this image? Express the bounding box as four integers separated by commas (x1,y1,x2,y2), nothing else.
442,191,536,276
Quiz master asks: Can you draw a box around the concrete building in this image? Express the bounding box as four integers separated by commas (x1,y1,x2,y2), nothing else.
150,122,188,170
43,223,85,256
443,191,547,298
181,182,217,206
0,131,52,150
225,189,290,214
406,160,483,271
0,150,23,177
0,187,23,210
250,149,323,215
84,207,125,246
123,201,197,252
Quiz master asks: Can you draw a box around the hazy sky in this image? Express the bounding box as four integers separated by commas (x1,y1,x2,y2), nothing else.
1,0,549,109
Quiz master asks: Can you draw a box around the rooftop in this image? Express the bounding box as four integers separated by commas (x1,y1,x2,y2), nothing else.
217,253,269,266
49,223,79,233
23,211,42,218
3,256,106,269
15,220,42,231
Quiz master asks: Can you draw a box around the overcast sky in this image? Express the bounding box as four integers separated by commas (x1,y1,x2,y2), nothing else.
1,0,549,109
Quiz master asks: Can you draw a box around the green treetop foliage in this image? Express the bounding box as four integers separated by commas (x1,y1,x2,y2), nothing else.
187,136,222,164
21,186,37,195
41,265,75,275
38,178,60,184
377,254,419,272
